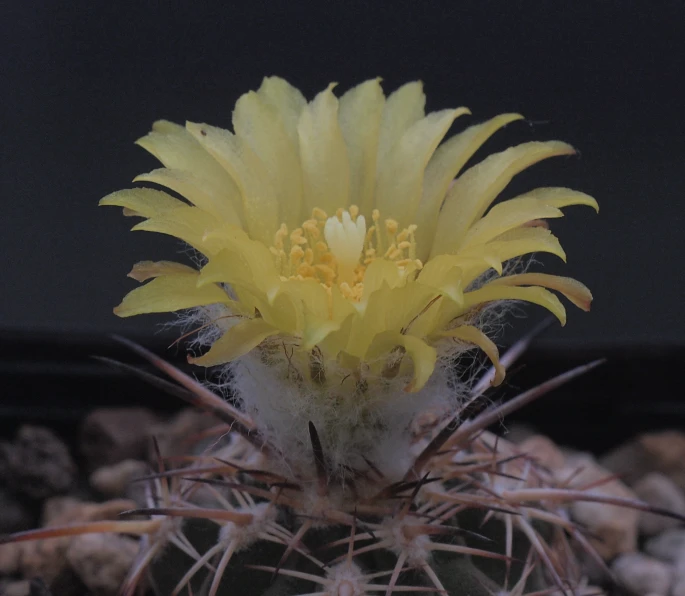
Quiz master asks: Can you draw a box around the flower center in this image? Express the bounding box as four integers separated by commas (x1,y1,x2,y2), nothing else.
270,206,422,301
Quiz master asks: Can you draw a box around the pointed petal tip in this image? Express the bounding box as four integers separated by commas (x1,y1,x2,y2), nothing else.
185,121,204,136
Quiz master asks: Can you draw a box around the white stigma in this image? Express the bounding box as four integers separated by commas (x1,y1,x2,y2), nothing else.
324,210,366,285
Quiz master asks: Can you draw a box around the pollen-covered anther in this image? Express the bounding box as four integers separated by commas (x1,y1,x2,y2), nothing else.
302,219,321,240
312,207,328,221
385,218,399,236
290,228,308,246
315,264,336,285
290,245,305,266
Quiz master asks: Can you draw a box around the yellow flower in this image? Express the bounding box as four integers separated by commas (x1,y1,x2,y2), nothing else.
101,77,597,397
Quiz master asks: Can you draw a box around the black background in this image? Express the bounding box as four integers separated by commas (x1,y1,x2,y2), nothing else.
3,1,684,349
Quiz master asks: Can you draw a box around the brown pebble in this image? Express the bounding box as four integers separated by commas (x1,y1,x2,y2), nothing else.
601,430,685,490
67,533,139,596
0,541,21,575
0,426,76,500
1,497,138,592
81,407,161,470
148,408,217,459
89,459,148,503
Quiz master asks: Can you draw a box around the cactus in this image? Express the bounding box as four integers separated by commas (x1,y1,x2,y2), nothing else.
7,77,679,595
104,338,647,596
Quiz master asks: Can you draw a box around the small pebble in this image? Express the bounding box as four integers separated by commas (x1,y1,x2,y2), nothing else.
646,528,685,563
518,434,566,470
0,579,53,596
601,430,685,491
634,472,685,536
612,552,672,595
671,549,685,594
148,408,217,459
0,426,76,500
80,407,160,470
0,541,21,575
89,459,148,504
67,533,139,596
556,453,639,559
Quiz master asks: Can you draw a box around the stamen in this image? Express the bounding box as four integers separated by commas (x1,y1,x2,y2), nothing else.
270,208,420,302
312,207,328,221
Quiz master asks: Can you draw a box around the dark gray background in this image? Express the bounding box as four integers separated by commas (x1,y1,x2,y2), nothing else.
2,2,684,348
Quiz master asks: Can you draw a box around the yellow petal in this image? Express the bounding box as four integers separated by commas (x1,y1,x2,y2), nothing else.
523,186,599,212
348,283,438,357
461,197,564,249
416,113,524,261
488,273,593,311
197,244,280,301
431,141,576,257
457,255,506,287
135,121,243,218
185,122,278,245
375,108,470,224
131,205,222,253
330,283,357,321
256,76,307,146
301,318,341,353
318,305,356,361
114,273,231,317
338,79,385,217
257,290,303,334
459,186,597,250
365,331,437,393
99,188,185,218
134,168,242,225
233,91,303,231
276,279,347,348
422,227,568,304
376,82,425,170
189,318,278,366
423,227,568,297
280,278,330,320
358,259,404,307
297,84,350,217
462,284,567,325
438,325,505,386
417,255,465,304
127,260,197,282
476,226,567,263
